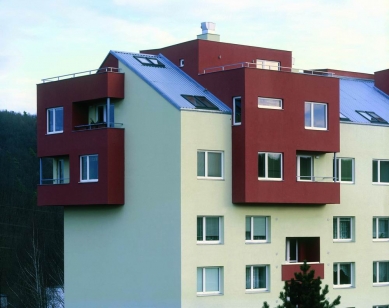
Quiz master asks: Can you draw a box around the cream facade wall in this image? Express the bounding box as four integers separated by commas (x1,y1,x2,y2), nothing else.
64,64,182,307
180,117,389,307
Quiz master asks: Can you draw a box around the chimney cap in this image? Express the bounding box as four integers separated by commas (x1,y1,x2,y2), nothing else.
201,22,216,34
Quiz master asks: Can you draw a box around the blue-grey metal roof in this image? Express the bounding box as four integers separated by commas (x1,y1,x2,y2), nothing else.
110,50,231,113
340,78,389,125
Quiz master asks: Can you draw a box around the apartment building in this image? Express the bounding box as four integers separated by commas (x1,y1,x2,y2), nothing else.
37,23,389,307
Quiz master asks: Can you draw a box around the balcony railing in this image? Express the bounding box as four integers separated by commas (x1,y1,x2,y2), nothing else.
41,67,122,83
296,176,335,182
40,178,70,185
200,62,335,77
74,122,124,131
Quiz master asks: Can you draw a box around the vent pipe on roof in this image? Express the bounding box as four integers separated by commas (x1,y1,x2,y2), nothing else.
197,22,220,42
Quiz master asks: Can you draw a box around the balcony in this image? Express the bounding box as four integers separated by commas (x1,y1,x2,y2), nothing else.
282,263,325,281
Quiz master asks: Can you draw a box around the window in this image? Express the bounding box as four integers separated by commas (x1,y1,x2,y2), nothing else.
179,59,184,67
373,160,389,184
286,237,320,263
305,102,327,130
182,95,218,110
246,265,269,292
373,217,389,240
356,110,387,123
47,107,63,134
256,59,280,71
197,151,223,179
373,261,389,285
335,158,354,183
333,263,354,288
197,217,222,244
80,155,98,182
245,216,269,243
133,56,165,67
258,152,282,180
258,97,282,110
374,306,389,308
233,96,241,125
297,155,313,181
96,105,114,125
333,217,354,242
197,267,222,295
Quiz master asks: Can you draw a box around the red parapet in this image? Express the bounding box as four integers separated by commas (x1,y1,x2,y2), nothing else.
282,263,325,281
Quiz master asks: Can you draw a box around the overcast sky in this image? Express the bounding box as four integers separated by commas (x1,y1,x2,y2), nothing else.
0,0,388,114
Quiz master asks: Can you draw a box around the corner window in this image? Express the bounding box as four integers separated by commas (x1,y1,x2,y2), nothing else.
245,216,269,243
333,217,354,242
258,152,282,180
233,96,242,125
305,102,327,130
47,107,63,134
197,151,223,179
80,155,98,182
373,160,389,184
297,155,313,181
246,265,269,292
373,261,389,285
333,263,354,288
335,158,354,183
373,217,389,240
197,267,222,295
258,97,282,110
197,217,222,244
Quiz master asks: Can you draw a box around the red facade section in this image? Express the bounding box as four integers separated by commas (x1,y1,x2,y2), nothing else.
37,72,125,206
282,263,325,281
374,69,389,96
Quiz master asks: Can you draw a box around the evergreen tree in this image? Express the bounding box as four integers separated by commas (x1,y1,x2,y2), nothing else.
262,261,341,308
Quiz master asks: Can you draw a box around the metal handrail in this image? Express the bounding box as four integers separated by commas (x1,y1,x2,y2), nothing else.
42,67,122,83
201,62,335,77
74,122,124,131
40,178,70,185
296,176,336,182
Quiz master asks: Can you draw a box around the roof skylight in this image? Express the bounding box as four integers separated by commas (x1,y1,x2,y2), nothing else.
181,95,219,110
340,112,351,121
133,56,165,68
356,110,387,123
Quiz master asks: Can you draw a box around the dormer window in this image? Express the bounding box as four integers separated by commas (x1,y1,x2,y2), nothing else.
356,110,387,123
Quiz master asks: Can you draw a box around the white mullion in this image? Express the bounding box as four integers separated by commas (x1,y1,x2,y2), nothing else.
203,268,206,292
205,152,208,177
251,266,254,290
251,217,254,241
375,262,379,283
286,240,290,261
337,218,340,239
378,161,381,183
375,218,378,239
265,153,268,178
53,109,56,131
203,217,206,241
86,156,90,181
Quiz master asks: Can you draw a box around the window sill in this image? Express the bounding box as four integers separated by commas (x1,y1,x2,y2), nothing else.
336,181,355,184
79,180,98,183
258,106,283,110
305,127,328,131
232,123,241,126
197,177,224,181
46,131,63,135
333,285,354,289
245,241,269,244
197,241,222,245
373,239,389,242
372,182,389,186
197,292,223,297
245,289,269,294
258,178,283,181
333,239,353,243
373,283,389,287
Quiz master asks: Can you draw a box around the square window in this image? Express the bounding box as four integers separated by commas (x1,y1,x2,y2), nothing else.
245,216,269,243
80,155,98,182
197,267,222,295
305,102,327,130
333,263,354,287
258,97,282,110
297,155,313,181
373,261,389,285
258,152,282,180
197,217,222,243
256,59,280,71
233,96,242,125
246,265,269,291
197,151,223,179
335,158,354,183
373,217,389,240
333,217,354,242
373,160,389,184
47,107,63,134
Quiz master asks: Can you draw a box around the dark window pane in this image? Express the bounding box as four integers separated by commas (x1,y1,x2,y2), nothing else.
197,217,203,241
55,108,63,131
299,156,312,180
253,217,266,240
197,152,205,176
305,103,311,127
234,98,241,124
89,155,98,180
380,161,389,183
313,104,326,128
205,217,219,241
245,217,251,240
258,153,265,178
341,158,353,182
207,152,222,177
373,160,378,182
268,153,281,178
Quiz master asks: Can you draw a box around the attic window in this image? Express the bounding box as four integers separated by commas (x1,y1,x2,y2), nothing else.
356,110,387,123
181,95,218,110
340,112,351,121
133,56,165,67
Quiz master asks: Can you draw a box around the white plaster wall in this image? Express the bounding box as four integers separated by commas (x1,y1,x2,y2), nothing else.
64,64,182,307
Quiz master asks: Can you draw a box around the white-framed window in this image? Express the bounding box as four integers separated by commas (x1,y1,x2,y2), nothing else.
373,160,389,184
297,155,313,181
258,97,283,110
197,267,222,295
256,59,280,71
96,105,114,125
373,261,389,285
47,107,63,134
245,216,269,243
197,217,222,244
374,305,389,308
373,217,389,240
333,217,354,242
80,155,98,182
333,262,354,288
335,158,354,183
233,96,242,125
246,265,269,292
305,102,327,130
258,152,282,180
286,238,298,263
197,151,223,179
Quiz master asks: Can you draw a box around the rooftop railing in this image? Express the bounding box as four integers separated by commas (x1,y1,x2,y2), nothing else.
200,62,335,77
41,67,122,83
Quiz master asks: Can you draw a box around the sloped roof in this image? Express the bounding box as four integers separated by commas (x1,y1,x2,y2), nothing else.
340,78,389,125
110,50,231,113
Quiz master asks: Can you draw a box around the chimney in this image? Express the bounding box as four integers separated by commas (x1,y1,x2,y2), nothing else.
197,22,220,42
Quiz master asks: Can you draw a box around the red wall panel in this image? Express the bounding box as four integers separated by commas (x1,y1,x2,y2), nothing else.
374,69,389,96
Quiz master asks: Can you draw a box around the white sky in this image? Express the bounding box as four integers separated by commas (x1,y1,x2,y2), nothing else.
0,0,388,114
